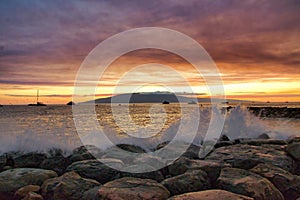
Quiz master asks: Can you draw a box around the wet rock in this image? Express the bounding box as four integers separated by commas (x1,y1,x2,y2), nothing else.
14,153,47,168
168,189,254,200
40,156,69,175
161,169,210,196
167,157,230,185
41,171,100,200
23,192,43,200
250,163,300,200
121,163,164,182
257,133,270,139
116,144,147,153
101,146,137,164
205,144,295,172
98,177,170,200
133,154,165,169
0,168,56,199
14,185,40,200
68,145,103,163
286,135,300,144
287,142,300,161
82,186,101,200
66,159,121,184
218,167,284,200
219,134,230,141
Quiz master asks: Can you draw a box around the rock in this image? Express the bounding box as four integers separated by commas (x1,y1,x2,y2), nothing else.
205,144,295,172
287,142,300,160
167,157,230,185
257,133,270,139
68,145,103,163
14,185,40,200
234,138,286,145
161,169,210,196
66,159,121,184
121,163,165,182
217,167,284,200
0,168,57,199
215,141,234,148
219,134,230,141
40,156,69,175
250,163,300,200
98,177,170,200
133,154,165,169
116,144,147,153
101,146,137,164
286,135,300,144
168,189,254,200
14,153,47,168
67,101,75,105
23,192,43,200
41,171,100,200
82,186,101,200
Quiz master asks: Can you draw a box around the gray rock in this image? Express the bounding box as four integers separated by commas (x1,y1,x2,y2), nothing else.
14,153,47,168
287,142,300,161
101,146,137,164
250,163,300,200
161,169,210,196
218,167,284,200
205,144,295,172
68,145,103,163
40,155,69,175
41,171,100,200
168,189,254,200
0,168,57,199
98,177,170,200
116,144,147,153
82,186,101,200
257,133,270,139
66,159,121,184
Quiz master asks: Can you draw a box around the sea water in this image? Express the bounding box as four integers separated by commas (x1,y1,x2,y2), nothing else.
0,103,299,154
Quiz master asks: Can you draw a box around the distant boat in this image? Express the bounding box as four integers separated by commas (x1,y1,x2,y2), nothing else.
162,100,170,104
67,101,75,105
28,90,46,106
188,100,197,104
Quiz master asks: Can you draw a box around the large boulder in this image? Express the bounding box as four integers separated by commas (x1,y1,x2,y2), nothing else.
14,185,40,200
250,163,300,200
14,153,47,168
205,144,295,172
167,157,230,185
168,189,253,200
41,171,100,200
0,168,57,199
66,159,121,184
81,186,101,200
156,141,200,159
161,169,210,196
68,145,103,163
217,167,284,200
98,177,170,200
40,155,69,175
287,142,300,161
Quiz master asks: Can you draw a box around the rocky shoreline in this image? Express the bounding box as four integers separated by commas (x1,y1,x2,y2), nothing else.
0,135,300,200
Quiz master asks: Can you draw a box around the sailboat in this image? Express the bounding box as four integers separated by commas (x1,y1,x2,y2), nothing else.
28,89,47,106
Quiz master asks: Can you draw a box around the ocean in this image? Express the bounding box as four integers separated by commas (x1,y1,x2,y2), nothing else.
0,103,299,154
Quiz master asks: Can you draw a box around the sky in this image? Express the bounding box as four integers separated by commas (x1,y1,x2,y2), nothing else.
0,0,300,104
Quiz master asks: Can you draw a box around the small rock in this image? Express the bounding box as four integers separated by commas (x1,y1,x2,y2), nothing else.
23,192,43,200
66,159,121,184
41,171,100,200
250,163,300,200
287,142,300,160
257,133,270,139
0,168,57,199
68,145,103,163
98,177,170,200
168,189,254,200
286,135,300,144
161,169,210,196
219,134,230,141
14,185,40,200
217,167,284,200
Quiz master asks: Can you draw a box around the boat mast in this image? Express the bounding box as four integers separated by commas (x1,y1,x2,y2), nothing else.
37,89,39,103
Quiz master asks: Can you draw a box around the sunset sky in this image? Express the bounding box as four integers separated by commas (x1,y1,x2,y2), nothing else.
0,0,300,104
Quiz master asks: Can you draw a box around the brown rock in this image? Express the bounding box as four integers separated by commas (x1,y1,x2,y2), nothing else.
218,167,284,200
98,177,170,200
14,185,40,200
23,192,43,200
168,189,253,200
250,163,300,200
287,142,300,161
